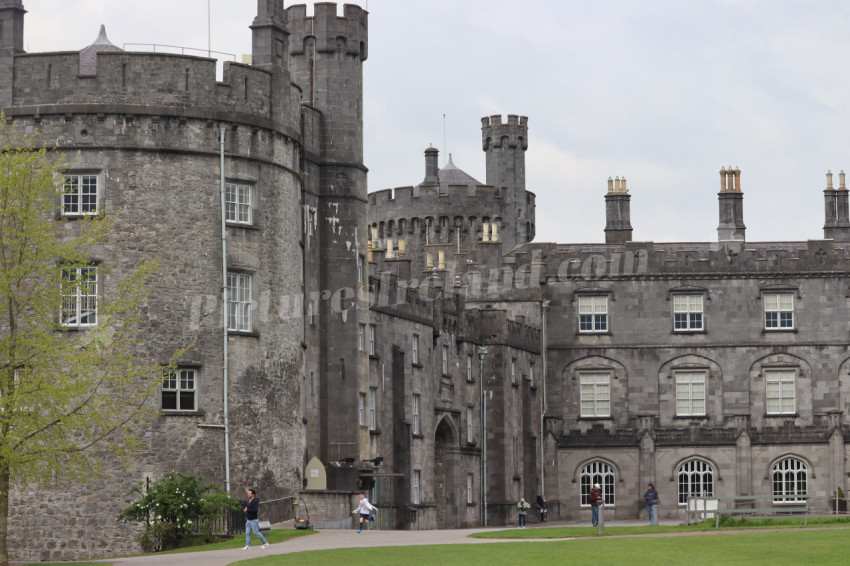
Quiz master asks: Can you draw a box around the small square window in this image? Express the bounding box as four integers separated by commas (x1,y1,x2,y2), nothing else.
225,182,252,224
63,174,99,216
764,293,794,330
162,369,197,411
673,295,703,331
580,373,610,417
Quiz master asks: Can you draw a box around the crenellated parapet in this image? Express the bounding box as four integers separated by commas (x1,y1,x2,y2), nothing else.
6,51,301,136
481,114,528,151
285,3,368,60
482,114,528,193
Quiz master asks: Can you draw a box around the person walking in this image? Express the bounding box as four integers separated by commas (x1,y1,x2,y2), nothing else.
242,488,269,550
644,483,659,526
588,483,603,527
517,497,531,528
352,491,377,533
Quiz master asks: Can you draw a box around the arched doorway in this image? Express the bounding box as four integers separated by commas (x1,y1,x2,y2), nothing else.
434,417,457,529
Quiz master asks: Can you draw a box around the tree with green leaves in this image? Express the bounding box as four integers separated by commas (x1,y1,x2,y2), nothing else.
0,114,181,566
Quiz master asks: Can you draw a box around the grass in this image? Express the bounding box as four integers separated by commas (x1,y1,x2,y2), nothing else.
471,515,850,539
228,529,850,565
156,528,316,554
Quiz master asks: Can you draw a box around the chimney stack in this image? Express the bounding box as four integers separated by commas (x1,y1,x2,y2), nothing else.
604,176,633,244
824,169,850,240
717,167,746,241
423,146,439,186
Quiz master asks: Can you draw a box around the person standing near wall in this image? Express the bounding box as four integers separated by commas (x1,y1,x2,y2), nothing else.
517,497,531,528
352,491,377,533
588,483,602,527
644,483,659,526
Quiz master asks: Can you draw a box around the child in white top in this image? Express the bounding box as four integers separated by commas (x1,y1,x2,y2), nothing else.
352,491,377,533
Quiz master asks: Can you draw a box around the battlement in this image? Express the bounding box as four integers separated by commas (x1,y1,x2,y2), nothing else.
8,50,299,131
285,3,368,60
481,114,528,151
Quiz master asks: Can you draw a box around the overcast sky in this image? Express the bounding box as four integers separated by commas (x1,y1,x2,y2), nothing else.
20,1,850,244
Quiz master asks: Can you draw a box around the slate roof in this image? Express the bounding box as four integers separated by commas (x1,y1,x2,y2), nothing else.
79,25,123,76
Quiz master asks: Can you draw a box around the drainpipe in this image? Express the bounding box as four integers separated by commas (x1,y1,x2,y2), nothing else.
219,124,232,493
540,300,550,498
478,345,488,526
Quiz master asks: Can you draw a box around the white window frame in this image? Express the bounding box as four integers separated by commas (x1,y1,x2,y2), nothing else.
580,373,610,417
764,292,794,330
511,358,517,385
467,354,473,382
226,272,252,332
412,334,419,365
161,368,197,412
358,324,365,352
772,457,808,504
369,325,376,356
678,459,714,505
62,173,99,216
675,372,706,416
358,392,366,426
467,473,474,504
578,296,608,333
412,394,421,435
61,266,98,327
467,406,474,443
673,294,704,331
369,387,377,431
766,370,796,415
358,254,365,283
413,470,421,504
580,461,615,507
442,344,449,375
225,182,252,224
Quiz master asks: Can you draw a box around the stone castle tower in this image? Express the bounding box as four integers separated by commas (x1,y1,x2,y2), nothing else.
0,1,368,562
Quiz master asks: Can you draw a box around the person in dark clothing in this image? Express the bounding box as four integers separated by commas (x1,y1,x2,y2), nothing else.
588,483,603,527
242,488,269,550
644,483,659,526
536,495,548,522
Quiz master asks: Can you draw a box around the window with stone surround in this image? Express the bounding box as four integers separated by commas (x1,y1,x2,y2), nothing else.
467,406,474,443
678,459,714,505
413,470,421,504
673,294,703,331
358,392,366,426
61,266,98,327
578,296,608,333
412,393,421,435
369,325,376,356
369,387,377,431
580,373,610,417
772,457,807,504
412,334,419,365
764,293,794,330
442,344,449,375
226,272,252,332
225,182,252,225
467,473,474,504
580,461,615,506
766,370,796,415
358,324,365,352
161,368,196,412
675,372,706,416
63,173,99,216
467,354,473,382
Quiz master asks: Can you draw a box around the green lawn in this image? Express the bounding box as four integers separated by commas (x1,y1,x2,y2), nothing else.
229,529,850,565
472,515,850,539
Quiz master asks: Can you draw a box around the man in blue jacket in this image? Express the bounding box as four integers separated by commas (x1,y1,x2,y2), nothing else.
243,488,270,550
644,483,659,526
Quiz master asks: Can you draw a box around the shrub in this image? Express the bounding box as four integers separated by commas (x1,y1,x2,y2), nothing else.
118,472,241,551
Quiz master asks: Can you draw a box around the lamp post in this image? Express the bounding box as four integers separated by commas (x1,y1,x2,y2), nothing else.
478,344,488,526
540,300,550,498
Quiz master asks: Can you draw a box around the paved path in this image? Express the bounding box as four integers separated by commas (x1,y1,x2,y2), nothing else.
94,519,849,566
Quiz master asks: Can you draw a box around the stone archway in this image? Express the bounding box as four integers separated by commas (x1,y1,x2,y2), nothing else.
434,417,457,529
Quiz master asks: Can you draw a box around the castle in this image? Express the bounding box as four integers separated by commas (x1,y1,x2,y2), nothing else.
2,1,849,562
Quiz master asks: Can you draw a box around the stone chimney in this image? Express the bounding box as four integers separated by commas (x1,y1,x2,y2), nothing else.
717,166,745,241
423,146,439,186
604,176,633,244
824,170,850,240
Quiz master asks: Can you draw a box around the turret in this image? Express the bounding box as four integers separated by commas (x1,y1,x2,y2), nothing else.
482,114,528,191
717,166,745,242
604,176,632,244
0,0,26,107
823,170,850,240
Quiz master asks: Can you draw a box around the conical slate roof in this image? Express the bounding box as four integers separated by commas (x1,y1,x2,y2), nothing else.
79,25,123,76
417,153,482,194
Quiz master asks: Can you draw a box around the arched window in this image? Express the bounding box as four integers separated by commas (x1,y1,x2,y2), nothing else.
580,461,615,506
678,459,714,504
772,457,807,503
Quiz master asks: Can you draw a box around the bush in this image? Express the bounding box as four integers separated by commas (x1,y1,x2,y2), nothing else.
118,472,241,551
